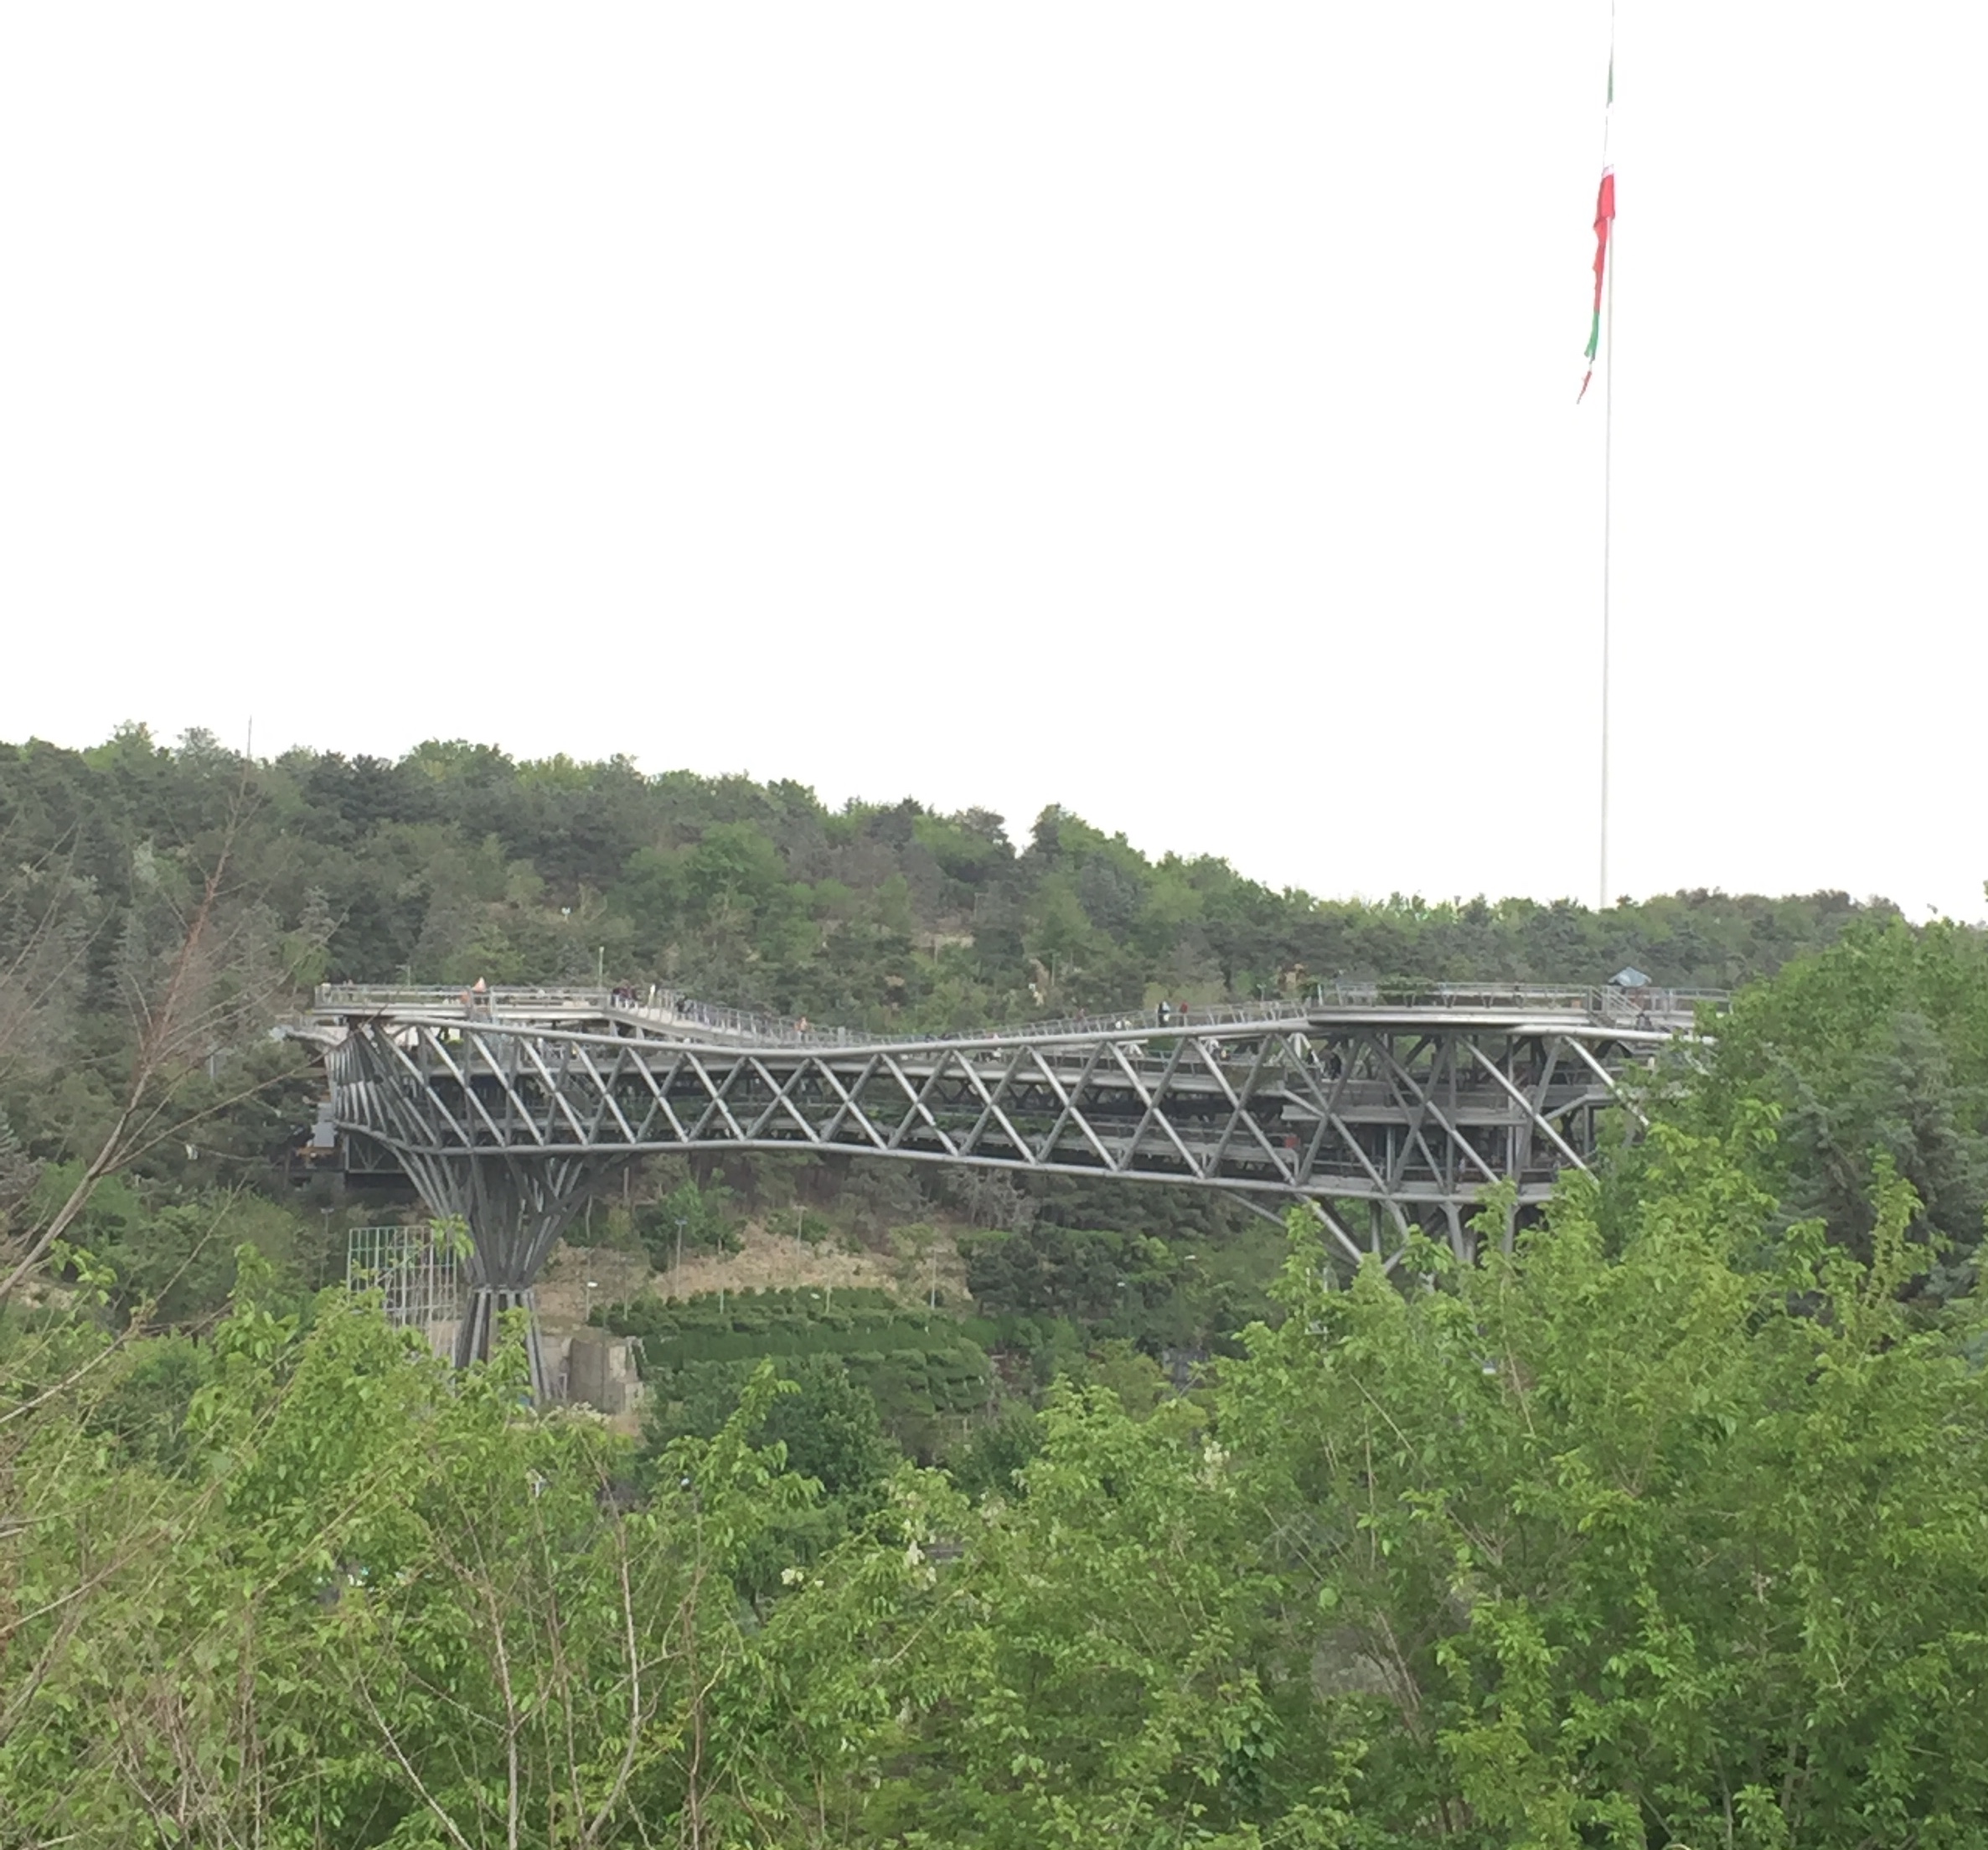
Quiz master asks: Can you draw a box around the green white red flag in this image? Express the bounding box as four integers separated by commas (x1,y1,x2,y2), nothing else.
1578,58,1614,403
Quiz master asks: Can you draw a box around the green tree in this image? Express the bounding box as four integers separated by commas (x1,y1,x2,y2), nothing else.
634,1178,741,1272
890,1385,1298,1847
1679,918,1988,1293
1219,1135,1988,1843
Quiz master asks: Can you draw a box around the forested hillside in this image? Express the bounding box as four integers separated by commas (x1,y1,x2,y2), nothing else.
6,726,1988,1844
0,724,1903,1335
5,724,1893,1025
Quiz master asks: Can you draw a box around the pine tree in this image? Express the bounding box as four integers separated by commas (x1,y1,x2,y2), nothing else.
0,1102,36,1211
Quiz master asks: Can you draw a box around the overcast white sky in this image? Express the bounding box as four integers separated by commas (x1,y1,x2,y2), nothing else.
2,5,1979,914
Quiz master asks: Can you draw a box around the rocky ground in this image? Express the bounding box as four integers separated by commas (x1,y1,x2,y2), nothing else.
534,1217,973,1331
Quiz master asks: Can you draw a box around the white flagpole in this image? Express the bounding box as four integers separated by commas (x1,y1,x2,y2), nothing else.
1599,214,1614,912
1597,9,1616,915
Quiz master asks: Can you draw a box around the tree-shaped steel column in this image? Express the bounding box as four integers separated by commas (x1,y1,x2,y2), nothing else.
325,1026,631,1396
395,1149,631,1394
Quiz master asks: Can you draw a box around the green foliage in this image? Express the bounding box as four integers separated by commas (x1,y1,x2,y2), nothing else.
1673,918,1988,1297
1,1050,1987,1843
754,1354,897,1498
0,1279,865,1847
612,1286,994,1470
0,1102,36,1214
10,726,1988,1846
638,1351,904,1605
633,1178,741,1267
963,1209,1281,1357
1083,1335,1173,1418
25,1168,328,1326
1,728,1896,1103
1214,1145,1988,1842
944,1400,1046,1500
84,1332,206,1471
883,1385,1299,1846
604,1283,918,1351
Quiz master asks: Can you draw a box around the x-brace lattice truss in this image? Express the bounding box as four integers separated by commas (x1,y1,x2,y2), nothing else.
326,1010,1665,1269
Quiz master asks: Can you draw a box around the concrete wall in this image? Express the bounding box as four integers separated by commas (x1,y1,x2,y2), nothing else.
414,1320,642,1413
560,1331,642,1413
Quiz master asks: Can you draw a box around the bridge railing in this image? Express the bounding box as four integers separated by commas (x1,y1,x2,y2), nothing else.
1314,982,1727,1022
315,979,1725,1049
317,984,611,1013
608,983,1722,1044
315,984,868,1046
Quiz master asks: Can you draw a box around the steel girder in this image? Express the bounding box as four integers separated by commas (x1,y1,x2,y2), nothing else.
324,1010,1665,1273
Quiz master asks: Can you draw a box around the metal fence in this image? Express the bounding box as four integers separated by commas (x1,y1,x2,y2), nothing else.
345,1223,462,1330
316,978,1726,1051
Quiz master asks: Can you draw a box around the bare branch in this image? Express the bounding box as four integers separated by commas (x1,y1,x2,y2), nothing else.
0,756,313,1304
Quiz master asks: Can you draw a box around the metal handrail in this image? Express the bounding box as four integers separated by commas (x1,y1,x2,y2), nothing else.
314,978,1723,1051
317,984,609,1010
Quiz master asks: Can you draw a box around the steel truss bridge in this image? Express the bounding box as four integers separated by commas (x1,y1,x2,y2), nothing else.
307,983,1717,1393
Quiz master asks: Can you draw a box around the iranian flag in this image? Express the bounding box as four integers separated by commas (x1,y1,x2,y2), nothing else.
1578,59,1614,403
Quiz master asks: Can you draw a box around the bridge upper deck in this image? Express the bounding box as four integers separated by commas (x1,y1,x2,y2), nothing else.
312,980,1723,1050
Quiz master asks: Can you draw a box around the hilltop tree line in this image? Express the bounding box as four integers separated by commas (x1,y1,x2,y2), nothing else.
4,722,1893,1040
